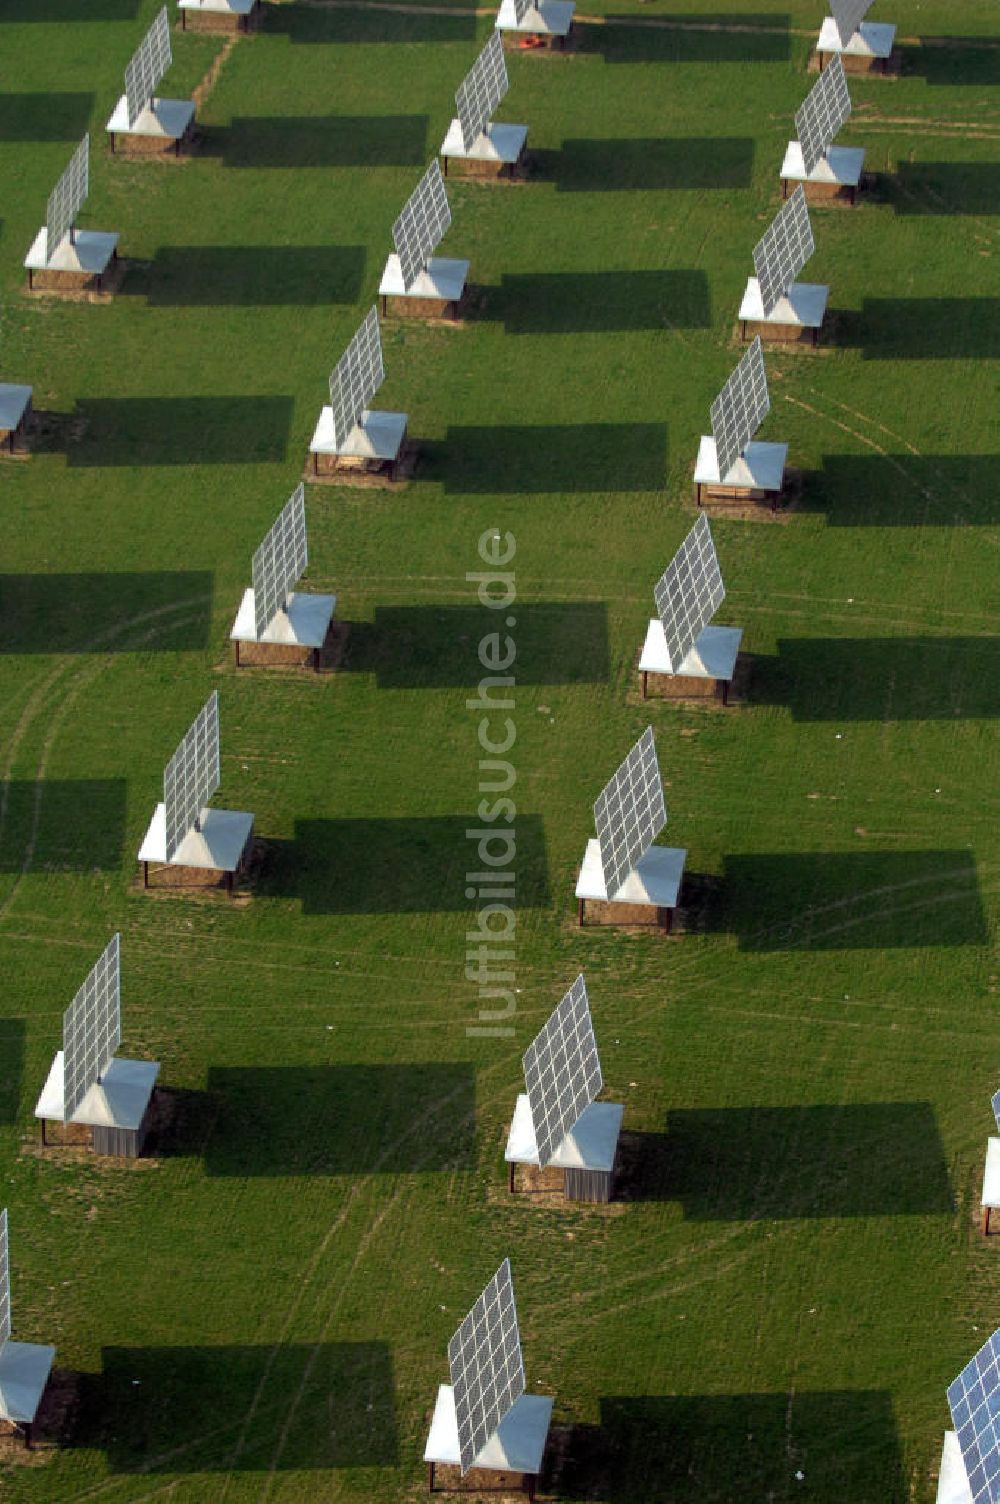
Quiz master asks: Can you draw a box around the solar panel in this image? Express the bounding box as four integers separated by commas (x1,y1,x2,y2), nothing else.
831,0,874,48
448,1259,525,1474
124,6,172,129
752,185,815,318
948,1328,1000,1504
795,54,851,177
63,934,121,1123
46,135,89,262
653,513,725,671
512,0,532,22
456,33,508,152
252,484,308,640
710,336,770,483
594,727,666,900
523,975,602,1168
163,692,220,863
329,306,385,449
392,161,451,292
992,1089,1000,1135
0,1209,9,1351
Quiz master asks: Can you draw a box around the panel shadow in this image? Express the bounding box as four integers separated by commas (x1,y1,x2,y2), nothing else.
749,636,999,721
580,12,790,63
810,454,997,526
55,398,293,466
260,814,549,914
432,424,667,494
266,4,475,42
695,850,986,950
203,1064,474,1175
202,116,428,169
125,246,365,307
884,161,1000,216
899,39,1000,86
0,573,212,653
548,1392,904,1503
0,1020,24,1125
0,94,94,141
540,137,753,192
835,299,1000,359
77,1345,396,1471
478,271,710,334
345,603,609,688
0,781,126,872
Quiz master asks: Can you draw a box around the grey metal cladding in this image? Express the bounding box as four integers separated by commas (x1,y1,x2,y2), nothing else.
594,726,666,900
329,306,385,449
448,1259,525,1474
46,135,89,261
0,1209,9,1349
752,185,814,318
62,934,121,1123
124,6,171,128
252,484,308,640
653,512,725,670
392,161,451,291
947,1329,1000,1504
523,974,602,1168
795,54,851,176
456,33,508,152
831,0,874,48
710,336,769,482
163,691,221,862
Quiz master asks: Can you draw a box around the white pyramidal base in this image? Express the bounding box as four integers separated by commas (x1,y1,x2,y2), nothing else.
495,0,574,35
310,407,407,463
34,1051,159,1131
24,227,119,277
817,16,896,58
936,1431,973,1504
639,620,743,681
0,384,32,435
106,94,195,141
781,141,865,189
576,837,686,908
739,277,829,331
982,1135,1000,1216
379,254,469,303
424,1384,553,1475
0,1343,55,1427
505,1093,623,1172
695,435,787,492
231,589,335,650
138,804,254,874
440,119,528,164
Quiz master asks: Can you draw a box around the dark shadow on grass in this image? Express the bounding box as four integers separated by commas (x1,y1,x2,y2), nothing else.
0,1020,24,1125
881,161,1000,216
693,850,986,950
807,454,997,526
0,573,212,652
429,424,667,493
538,137,753,192
77,1345,397,1470
53,397,292,466
201,116,428,168
748,637,999,720
124,246,365,307
266,3,475,42
578,12,790,63
835,299,1000,359
899,39,1000,86
345,603,609,687
0,94,94,141
617,1103,953,1217
546,1391,905,1502
260,815,549,914
0,781,125,872
477,270,710,333
204,1064,474,1175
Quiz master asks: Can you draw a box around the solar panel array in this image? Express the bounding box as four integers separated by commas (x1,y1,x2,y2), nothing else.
831,0,873,48
752,185,815,318
456,33,509,152
124,6,172,129
0,1209,9,1351
329,306,385,449
948,1329,1000,1504
594,727,667,900
46,135,89,262
392,161,451,291
523,975,602,1168
163,691,220,862
63,934,121,1123
252,484,308,640
512,0,533,22
795,54,851,176
710,336,770,482
653,513,725,670
448,1259,525,1473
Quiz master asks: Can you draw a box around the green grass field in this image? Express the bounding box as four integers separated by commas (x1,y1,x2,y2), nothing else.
0,0,997,1498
